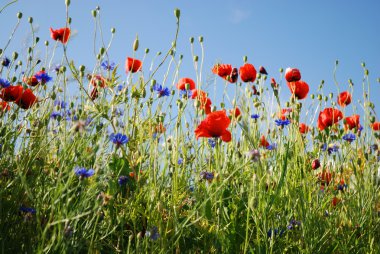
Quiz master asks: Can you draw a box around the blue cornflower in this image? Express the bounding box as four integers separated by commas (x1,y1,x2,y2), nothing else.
0,78,11,88
327,144,339,154
251,114,260,119
275,119,291,127
208,138,216,148
178,158,183,165
145,226,160,240
153,84,170,97
267,228,285,238
266,143,277,150
53,64,61,72
287,219,301,230
19,206,36,214
35,72,52,83
321,143,327,151
116,84,124,92
1,57,10,67
343,133,356,143
118,175,129,186
200,171,214,181
115,108,124,117
179,89,192,98
74,167,95,178
110,133,129,146
54,100,67,109
337,183,348,191
85,117,92,126
50,111,63,120
101,60,115,71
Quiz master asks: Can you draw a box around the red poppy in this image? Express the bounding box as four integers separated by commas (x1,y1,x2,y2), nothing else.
337,91,352,107
194,110,231,142
23,76,38,87
270,78,278,89
299,123,309,134
50,27,71,44
212,64,238,83
371,122,380,131
155,123,166,133
177,78,196,90
285,68,301,82
239,63,257,83
15,88,37,109
318,108,343,131
90,87,99,100
319,170,332,186
90,75,107,88
0,85,23,102
191,89,207,100
332,197,341,207
229,107,241,118
0,101,10,111
311,159,320,170
287,80,309,100
195,97,212,114
125,57,142,73
260,135,269,147
278,108,292,120
344,115,360,130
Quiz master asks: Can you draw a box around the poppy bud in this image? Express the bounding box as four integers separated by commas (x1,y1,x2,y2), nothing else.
279,68,283,73
190,37,194,43
317,94,322,100
65,0,70,6
243,56,247,63
370,116,376,123
68,17,72,24
12,51,18,60
0,49,2,55
17,12,23,19
133,36,139,51
329,93,333,99
92,10,97,17
17,60,22,66
12,76,17,83
377,78,380,83
198,36,203,43
111,28,116,33
324,96,328,101
312,159,320,170
193,55,198,62
170,90,175,96
28,17,33,23
100,47,105,55
145,48,149,54
179,54,183,60
361,62,365,67
96,54,101,60
365,69,369,76
310,94,315,99
44,40,49,46
174,8,181,19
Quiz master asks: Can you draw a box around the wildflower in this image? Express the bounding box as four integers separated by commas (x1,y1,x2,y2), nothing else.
145,226,160,240
266,144,277,150
239,63,257,83
285,68,301,82
278,108,292,120
0,101,10,111
319,171,332,186
318,108,343,131
331,196,341,207
212,64,238,83
0,78,11,88
344,115,360,130
50,27,71,44
153,84,170,97
275,119,291,127
337,91,352,107
327,144,339,154
260,135,270,147
118,175,129,186
287,220,301,230
23,76,38,86
312,159,320,170
176,77,196,90
116,84,124,92
200,171,214,181
191,89,207,100
195,96,211,114
1,57,10,67
34,71,52,84
270,78,278,89
50,111,63,120
208,138,216,148
110,133,129,146
125,57,142,73
54,100,67,109
299,123,309,134
74,167,95,178
229,107,241,118
371,122,380,131
259,66,268,75
90,87,99,100
15,88,37,109
251,114,260,119
336,179,348,191
287,80,309,100
246,149,260,162
178,158,183,165
194,110,231,142
267,228,285,238
101,60,115,71
343,133,356,143
19,206,36,214
90,74,107,88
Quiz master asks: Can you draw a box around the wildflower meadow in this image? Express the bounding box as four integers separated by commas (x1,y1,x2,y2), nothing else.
0,1,380,253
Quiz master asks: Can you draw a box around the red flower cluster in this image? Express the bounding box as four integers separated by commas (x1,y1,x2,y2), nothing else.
285,68,309,100
0,85,37,109
212,63,257,84
195,110,231,142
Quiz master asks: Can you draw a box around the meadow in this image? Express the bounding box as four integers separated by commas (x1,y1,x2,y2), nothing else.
0,1,379,253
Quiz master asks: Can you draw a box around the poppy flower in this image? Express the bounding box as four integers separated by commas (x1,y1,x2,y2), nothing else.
259,66,268,75
15,88,37,109
239,63,257,83
312,159,320,170
344,115,360,130
318,108,343,131
319,170,332,186
270,78,278,89
177,78,196,91
228,67,239,83
260,135,270,148
229,107,241,118
371,122,380,131
155,122,166,133
0,85,23,102
285,68,301,82
278,108,292,120
212,64,238,83
337,91,352,107
90,75,107,88
0,101,10,111
23,76,38,87
50,27,71,44
125,57,142,73
194,110,231,142
332,197,341,207
195,97,212,114
191,89,207,100
299,123,309,134
287,80,309,100
23,70,52,86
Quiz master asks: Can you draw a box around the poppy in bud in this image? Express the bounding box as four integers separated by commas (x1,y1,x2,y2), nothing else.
15,88,37,109
371,122,380,131
270,78,278,89
239,63,257,83
229,107,241,118
252,85,259,95
318,108,343,131
0,101,10,111
337,91,352,107
0,85,23,102
285,68,301,82
312,159,320,170
260,135,270,147
259,66,268,75
299,123,309,134
50,27,71,44
177,78,196,91
344,115,360,130
287,80,309,100
194,110,231,142
125,57,142,73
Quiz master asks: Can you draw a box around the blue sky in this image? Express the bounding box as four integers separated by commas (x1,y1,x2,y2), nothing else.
1,0,379,117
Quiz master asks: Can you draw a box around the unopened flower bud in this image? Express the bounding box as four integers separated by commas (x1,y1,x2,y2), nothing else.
312,159,320,170
92,10,97,18
145,48,149,54
174,8,181,19
79,65,85,72
65,0,70,6
193,55,198,62
243,56,247,63
198,36,203,43
28,17,33,23
17,12,23,19
190,37,194,43
133,36,139,51
111,27,116,33
44,40,49,46
12,51,18,60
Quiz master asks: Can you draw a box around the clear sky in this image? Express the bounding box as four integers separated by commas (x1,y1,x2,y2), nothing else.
1,0,380,116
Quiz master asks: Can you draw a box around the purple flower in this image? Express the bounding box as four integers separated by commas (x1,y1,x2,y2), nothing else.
267,228,285,238
251,114,260,119
110,133,129,146
275,119,291,127
208,138,216,148
287,219,301,230
118,175,129,186
200,171,214,181
50,111,63,120
0,78,11,88
101,60,115,71
19,206,36,214
343,133,356,143
179,89,192,98
266,143,277,150
1,57,10,67
35,72,52,83
178,158,183,165
145,226,160,240
54,100,67,109
153,84,170,97
74,167,95,178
